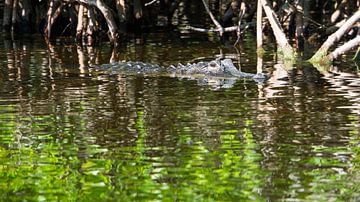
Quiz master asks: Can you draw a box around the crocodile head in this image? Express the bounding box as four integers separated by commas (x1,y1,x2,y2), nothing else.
207,60,225,75
220,59,241,75
221,59,268,80
203,59,245,77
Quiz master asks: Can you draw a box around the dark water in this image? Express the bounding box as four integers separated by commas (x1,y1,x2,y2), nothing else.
0,33,360,201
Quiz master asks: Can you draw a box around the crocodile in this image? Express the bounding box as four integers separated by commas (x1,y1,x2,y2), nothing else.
94,59,267,88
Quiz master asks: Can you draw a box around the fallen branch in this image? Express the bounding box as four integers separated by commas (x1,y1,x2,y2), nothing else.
310,9,360,63
260,0,295,58
328,35,360,61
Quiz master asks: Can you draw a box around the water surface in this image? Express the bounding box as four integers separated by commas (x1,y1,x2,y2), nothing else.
0,33,360,201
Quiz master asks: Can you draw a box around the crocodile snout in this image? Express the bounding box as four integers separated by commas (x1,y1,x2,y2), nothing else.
253,73,268,80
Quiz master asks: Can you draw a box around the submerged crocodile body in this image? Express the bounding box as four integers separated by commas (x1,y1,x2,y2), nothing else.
95,59,267,88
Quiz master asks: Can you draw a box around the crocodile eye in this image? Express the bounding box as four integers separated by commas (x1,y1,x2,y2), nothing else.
209,62,217,67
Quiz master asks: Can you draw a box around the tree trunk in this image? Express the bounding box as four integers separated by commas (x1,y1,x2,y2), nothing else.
115,0,127,33
76,4,85,42
19,0,31,22
260,0,288,47
86,7,96,45
295,0,304,50
310,10,360,63
303,0,310,33
134,0,143,19
260,0,294,57
95,0,119,43
116,0,126,22
167,0,182,24
11,0,18,33
45,0,63,39
256,0,263,49
3,0,13,31
257,53,264,74
35,2,47,27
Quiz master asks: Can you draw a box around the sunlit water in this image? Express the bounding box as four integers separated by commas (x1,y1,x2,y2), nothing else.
0,33,360,201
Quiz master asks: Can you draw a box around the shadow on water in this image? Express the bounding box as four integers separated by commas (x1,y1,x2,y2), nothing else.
0,34,360,201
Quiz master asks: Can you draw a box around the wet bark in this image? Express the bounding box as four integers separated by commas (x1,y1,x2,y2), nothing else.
256,0,263,48
45,0,63,39
115,0,127,33
303,0,310,34
116,0,126,22
328,35,360,61
11,0,18,33
3,0,13,31
95,0,119,43
310,10,360,63
19,0,31,22
260,0,294,56
86,7,96,45
76,4,85,41
295,0,304,50
0,0,357,64
167,0,182,25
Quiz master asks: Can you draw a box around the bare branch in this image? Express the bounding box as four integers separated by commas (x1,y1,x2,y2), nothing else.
311,9,360,62
260,0,293,51
145,0,157,7
187,23,252,34
328,35,360,61
234,2,247,46
201,0,224,35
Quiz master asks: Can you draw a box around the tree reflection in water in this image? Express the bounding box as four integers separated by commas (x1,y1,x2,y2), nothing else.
0,36,360,201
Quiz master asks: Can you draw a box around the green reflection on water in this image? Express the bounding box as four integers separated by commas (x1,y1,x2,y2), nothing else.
0,103,269,201
1,35,360,201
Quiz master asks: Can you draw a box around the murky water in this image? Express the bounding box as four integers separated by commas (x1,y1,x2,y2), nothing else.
0,33,360,201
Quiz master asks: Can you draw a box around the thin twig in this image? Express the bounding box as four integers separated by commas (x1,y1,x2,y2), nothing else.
145,0,157,6
187,22,253,33
201,0,224,35
60,22,72,36
234,2,246,46
187,25,236,33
